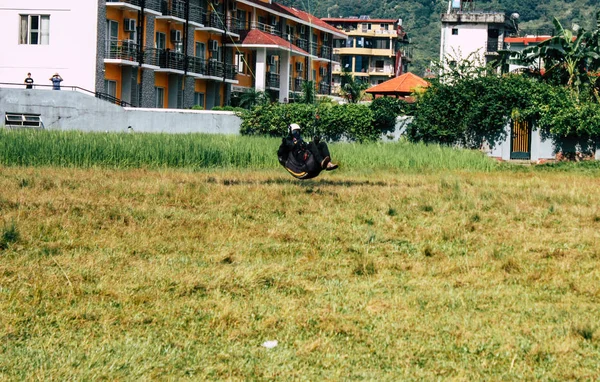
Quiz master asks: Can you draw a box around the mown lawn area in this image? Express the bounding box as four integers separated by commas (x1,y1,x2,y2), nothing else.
1,165,599,380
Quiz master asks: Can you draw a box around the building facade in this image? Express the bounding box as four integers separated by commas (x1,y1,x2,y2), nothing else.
0,0,345,109
321,16,411,95
439,0,508,70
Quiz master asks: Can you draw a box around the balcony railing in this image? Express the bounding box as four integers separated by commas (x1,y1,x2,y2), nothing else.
143,48,160,66
224,63,237,80
189,3,206,25
319,45,331,59
159,50,186,71
107,0,140,5
266,72,280,88
295,38,308,51
309,42,318,56
187,56,207,75
205,11,226,30
318,82,330,95
105,40,139,61
161,0,186,19
250,21,281,38
485,40,504,53
226,16,244,34
207,59,224,77
293,78,304,92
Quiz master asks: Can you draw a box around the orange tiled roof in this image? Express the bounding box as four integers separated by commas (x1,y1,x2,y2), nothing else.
365,72,429,95
240,29,310,56
504,36,551,45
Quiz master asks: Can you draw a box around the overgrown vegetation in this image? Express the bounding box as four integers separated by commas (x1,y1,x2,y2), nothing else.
1,166,599,379
0,129,497,172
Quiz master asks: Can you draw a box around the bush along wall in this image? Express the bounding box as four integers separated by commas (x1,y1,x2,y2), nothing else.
240,102,392,143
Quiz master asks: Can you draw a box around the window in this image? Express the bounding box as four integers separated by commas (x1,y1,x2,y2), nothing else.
195,42,205,59
235,52,244,73
375,60,384,71
452,28,458,35
106,20,119,56
104,80,117,98
194,92,205,108
156,32,166,50
155,87,164,108
20,15,50,45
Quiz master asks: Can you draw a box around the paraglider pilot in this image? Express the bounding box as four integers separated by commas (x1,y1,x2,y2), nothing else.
278,123,338,179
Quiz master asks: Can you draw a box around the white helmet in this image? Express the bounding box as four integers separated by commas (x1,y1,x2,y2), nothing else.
290,123,301,131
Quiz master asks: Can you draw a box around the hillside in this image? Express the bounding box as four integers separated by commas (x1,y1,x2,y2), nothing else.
278,0,599,75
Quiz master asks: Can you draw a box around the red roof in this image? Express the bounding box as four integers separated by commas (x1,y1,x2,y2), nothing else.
321,17,399,23
277,4,344,36
240,29,310,56
505,36,551,45
365,72,429,95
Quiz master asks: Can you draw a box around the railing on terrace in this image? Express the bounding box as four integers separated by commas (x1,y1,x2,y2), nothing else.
309,42,318,56
0,82,132,107
105,40,139,61
250,21,281,37
107,0,140,6
318,82,330,95
187,56,207,75
266,72,280,88
159,50,186,71
189,3,206,25
161,0,186,19
207,59,224,77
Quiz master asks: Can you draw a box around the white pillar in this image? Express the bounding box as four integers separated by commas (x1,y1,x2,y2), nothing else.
255,47,267,91
279,50,291,103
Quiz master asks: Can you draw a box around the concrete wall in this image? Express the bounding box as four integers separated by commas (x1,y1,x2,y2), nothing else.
0,88,241,134
0,0,99,91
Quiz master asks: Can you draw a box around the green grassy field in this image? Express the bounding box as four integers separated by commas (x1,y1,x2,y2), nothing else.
1,132,599,379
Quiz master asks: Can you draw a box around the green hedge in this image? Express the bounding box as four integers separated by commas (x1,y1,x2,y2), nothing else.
239,100,409,142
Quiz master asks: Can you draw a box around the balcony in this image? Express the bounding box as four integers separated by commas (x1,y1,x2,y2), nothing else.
187,56,207,76
189,3,206,26
309,42,318,56
203,11,226,30
104,40,139,63
106,0,141,11
224,63,237,81
266,72,280,88
295,38,308,51
293,78,305,92
158,50,185,72
160,0,186,21
319,45,332,59
226,16,244,35
485,39,504,54
247,21,282,38
143,48,160,67
318,82,331,95
207,59,224,77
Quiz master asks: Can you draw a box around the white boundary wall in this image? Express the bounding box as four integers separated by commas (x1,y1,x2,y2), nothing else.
0,88,241,134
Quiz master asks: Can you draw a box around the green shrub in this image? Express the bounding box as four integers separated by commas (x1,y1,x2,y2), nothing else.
239,103,376,142
370,97,405,135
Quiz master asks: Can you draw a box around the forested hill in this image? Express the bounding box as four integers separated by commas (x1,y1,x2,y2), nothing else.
278,0,599,75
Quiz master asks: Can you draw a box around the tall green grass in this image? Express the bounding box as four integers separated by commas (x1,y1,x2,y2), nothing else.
0,129,498,172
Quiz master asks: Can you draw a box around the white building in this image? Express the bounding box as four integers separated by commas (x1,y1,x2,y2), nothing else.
0,0,99,91
439,0,507,69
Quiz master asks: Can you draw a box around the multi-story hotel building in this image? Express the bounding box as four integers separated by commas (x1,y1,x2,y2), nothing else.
321,16,411,95
0,0,346,109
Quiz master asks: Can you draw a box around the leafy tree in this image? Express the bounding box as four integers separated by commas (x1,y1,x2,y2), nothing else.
340,69,369,103
297,80,316,104
239,88,269,109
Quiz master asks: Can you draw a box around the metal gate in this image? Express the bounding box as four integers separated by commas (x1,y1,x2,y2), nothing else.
510,118,531,160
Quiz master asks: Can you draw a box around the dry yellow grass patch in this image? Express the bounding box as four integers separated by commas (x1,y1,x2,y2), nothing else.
0,166,599,379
